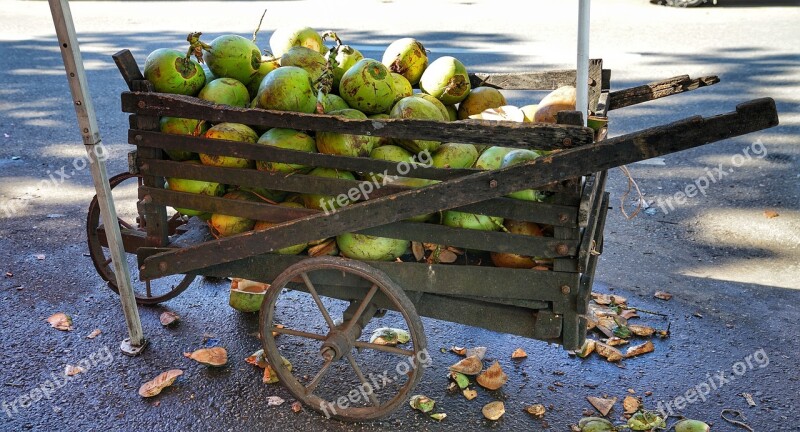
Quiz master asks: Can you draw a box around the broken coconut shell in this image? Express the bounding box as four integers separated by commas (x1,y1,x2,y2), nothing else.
482,401,505,421
674,419,710,432
462,388,477,400
465,346,487,360
409,394,435,413
628,324,655,337
594,342,624,362
625,341,655,358
449,355,482,375
476,361,508,390
578,417,615,432
525,403,546,418
577,339,596,358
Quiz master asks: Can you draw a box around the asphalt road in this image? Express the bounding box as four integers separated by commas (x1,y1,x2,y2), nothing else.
1,1,798,431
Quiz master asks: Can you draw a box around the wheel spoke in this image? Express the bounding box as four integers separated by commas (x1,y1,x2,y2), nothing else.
273,326,326,341
345,353,380,407
305,358,332,395
301,272,335,330
353,341,415,357
117,218,134,230
342,284,378,334
102,257,113,268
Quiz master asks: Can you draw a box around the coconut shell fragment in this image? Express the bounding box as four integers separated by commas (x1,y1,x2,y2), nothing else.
476,361,508,390
577,339,596,358
184,347,227,367
449,355,482,375
511,348,527,359
409,394,435,413
628,324,655,337
625,341,655,358
586,396,617,416
525,403,546,418
463,388,477,400
465,346,487,360
482,401,505,421
595,342,624,362
623,395,641,414
138,369,183,398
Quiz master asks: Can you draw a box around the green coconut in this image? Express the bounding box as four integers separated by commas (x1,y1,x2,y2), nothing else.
457,87,507,120
280,46,327,82
143,48,205,96
500,149,545,201
203,34,262,85
301,168,357,211
337,233,409,261
339,59,395,115
411,93,450,122
246,55,280,100
165,161,225,217
419,56,471,105
389,96,445,154
674,419,710,432
256,66,317,114
381,38,428,85
210,190,260,237
445,105,458,121
159,117,207,161
316,109,375,157
229,279,267,313
442,210,503,231
332,45,364,91
238,186,287,203
431,143,478,169
393,177,439,222
365,145,415,183
318,93,350,113
269,25,325,58
198,77,250,107
390,73,413,104
200,123,258,168
256,128,317,173
253,202,309,255
474,146,517,170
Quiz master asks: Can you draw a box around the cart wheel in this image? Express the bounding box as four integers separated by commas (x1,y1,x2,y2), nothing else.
86,172,195,305
260,256,427,421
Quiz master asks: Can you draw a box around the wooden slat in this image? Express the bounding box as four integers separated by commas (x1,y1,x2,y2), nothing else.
467,61,609,91
122,92,594,148
576,193,610,315
608,75,720,111
111,49,144,91
138,98,779,279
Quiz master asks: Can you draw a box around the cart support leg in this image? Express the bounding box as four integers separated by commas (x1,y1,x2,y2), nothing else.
48,0,146,355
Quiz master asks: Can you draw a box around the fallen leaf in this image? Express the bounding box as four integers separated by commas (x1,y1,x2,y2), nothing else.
369,328,410,346
511,348,527,359
628,324,655,337
577,340,596,358
465,346,487,360
64,365,85,376
409,394,435,413
654,291,672,301
587,396,617,416
266,396,284,407
450,346,466,356
47,313,73,331
482,401,505,421
742,392,756,407
184,347,227,367
86,329,101,339
525,403,546,418
595,342,624,362
412,242,424,261
430,413,447,421
623,395,640,414
476,361,508,390
291,401,303,413
625,341,655,358
763,210,779,219
138,369,183,397
159,311,180,327
449,355,482,375
462,388,477,400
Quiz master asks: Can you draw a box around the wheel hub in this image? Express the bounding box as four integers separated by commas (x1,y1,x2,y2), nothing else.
320,328,355,362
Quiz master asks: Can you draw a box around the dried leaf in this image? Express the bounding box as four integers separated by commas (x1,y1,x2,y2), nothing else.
86,329,101,339
47,313,73,331
266,396,284,406
654,291,672,301
511,348,527,359
623,395,641,414
138,369,183,397
742,392,756,407
625,341,655,358
409,394,435,413
430,413,447,421
291,401,303,412
577,339,596,358
462,388,477,400
64,365,85,376
412,242,424,261
763,210,779,219
477,361,508,390
587,396,617,416
465,346,487,360
450,346,466,356
184,347,227,366
628,324,655,337
482,401,505,420
591,292,612,305
449,355,482,375
525,403,546,418
159,311,180,327
308,239,336,257
595,342,624,362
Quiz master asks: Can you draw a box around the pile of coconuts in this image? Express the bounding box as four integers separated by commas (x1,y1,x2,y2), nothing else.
144,24,576,266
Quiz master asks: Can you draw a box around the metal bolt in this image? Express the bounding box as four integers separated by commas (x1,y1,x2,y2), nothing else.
134,134,142,141
141,195,152,204
561,285,571,295
158,262,168,272
75,101,81,106
69,73,75,77
563,138,572,146
558,213,569,223
489,179,498,188
137,101,146,109
556,243,569,255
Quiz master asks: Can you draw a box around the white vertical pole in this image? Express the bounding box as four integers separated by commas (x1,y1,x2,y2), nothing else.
48,0,146,353
576,0,591,126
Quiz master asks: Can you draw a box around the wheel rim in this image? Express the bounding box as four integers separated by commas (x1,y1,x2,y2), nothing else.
260,256,427,421
85,172,195,305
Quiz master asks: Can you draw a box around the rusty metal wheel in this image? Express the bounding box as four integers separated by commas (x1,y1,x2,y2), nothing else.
86,172,195,305
259,256,428,421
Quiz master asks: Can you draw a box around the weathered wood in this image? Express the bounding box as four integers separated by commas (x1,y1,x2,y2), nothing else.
576,194,609,315
578,171,605,228
552,112,584,273
588,59,603,113
111,49,144,91
608,75,720,111
122,92,594,148
139,98,779,279
578,192,609,273
533,311,563,340
467,62,610,91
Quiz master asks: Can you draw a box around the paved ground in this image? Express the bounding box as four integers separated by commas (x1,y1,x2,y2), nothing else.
0,0,798,431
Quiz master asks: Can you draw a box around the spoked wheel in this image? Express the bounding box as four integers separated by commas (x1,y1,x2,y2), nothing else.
86,172,196,305
260,256,427,421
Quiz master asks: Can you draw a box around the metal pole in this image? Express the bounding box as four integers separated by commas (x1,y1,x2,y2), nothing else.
576,0,591,126
48,0,147,355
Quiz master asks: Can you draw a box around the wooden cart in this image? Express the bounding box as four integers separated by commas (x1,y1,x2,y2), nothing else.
85,50,777,420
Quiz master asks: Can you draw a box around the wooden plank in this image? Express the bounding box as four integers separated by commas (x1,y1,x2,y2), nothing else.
533,311,563,340
122,92,594,148
576,193,610,315
578,192,609,273
587,59,603,114
138,98,780,280
111,49,144,91
466,60,607,91
608,75,720,111
552,111,584,273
